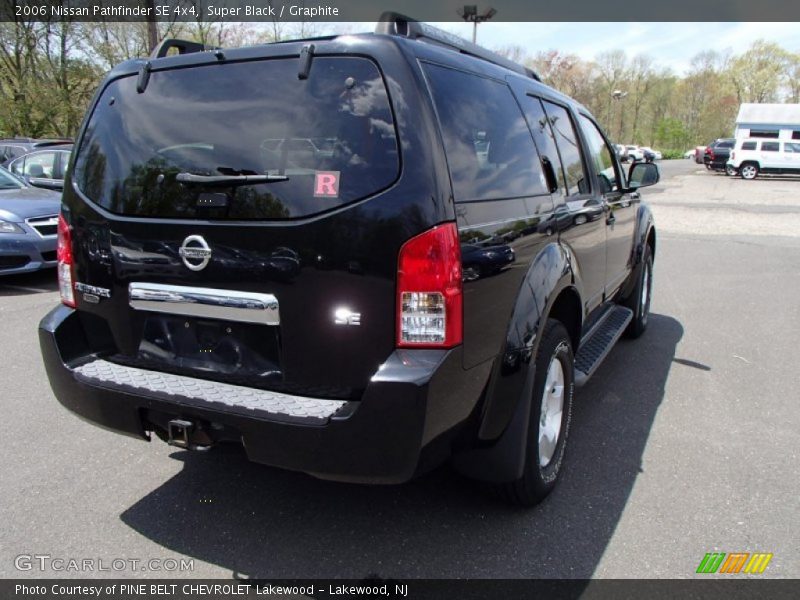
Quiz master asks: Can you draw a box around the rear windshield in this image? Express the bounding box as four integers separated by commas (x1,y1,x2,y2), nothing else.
73,57,399,219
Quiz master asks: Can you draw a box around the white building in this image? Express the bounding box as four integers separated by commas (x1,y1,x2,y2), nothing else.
734,103,800,141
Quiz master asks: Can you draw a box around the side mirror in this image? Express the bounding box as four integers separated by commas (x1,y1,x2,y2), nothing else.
27,177,63,191
628,162,659,189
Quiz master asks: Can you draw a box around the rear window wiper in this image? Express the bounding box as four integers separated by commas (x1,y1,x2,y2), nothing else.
176,172,289,186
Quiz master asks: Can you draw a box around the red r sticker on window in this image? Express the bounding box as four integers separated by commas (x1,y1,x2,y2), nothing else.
314,171,340,198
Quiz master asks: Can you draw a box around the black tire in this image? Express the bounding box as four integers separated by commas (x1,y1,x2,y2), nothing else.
725,164,736,177
499,319,574,507
623,244,653,338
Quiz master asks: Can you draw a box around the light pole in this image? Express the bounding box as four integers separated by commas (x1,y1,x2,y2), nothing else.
458,5,497,44
611,89,628,142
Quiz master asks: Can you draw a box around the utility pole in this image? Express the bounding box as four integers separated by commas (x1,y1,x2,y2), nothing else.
458,5,497,44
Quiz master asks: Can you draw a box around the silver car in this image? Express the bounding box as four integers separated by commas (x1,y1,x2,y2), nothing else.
0,166,62,276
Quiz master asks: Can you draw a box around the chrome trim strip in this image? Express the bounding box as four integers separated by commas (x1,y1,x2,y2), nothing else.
129,282,279,326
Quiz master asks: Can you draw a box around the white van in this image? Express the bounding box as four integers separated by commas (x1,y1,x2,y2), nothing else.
727,138,800,179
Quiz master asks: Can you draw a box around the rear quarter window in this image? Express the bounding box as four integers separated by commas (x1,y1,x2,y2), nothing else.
422,63,547,202
741,141,757,151
73,57,399,220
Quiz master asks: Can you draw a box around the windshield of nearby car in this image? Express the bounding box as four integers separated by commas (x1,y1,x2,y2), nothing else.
0,166,25,190
73,57,399,220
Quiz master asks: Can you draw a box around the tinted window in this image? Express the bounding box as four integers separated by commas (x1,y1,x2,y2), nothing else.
793,131,800,140
750,130,779,139
784,143,800,153
578,115,621,193
761,142,780,152
1,145,25,162
718,141,734,149
423,63,546,202
741,141,757,150
74,57,399,219
542,101,589,196
521,96,567,197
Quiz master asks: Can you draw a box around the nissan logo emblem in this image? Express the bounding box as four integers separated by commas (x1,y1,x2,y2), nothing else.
179,235,212,271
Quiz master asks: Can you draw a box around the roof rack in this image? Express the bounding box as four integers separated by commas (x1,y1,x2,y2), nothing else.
375,12,541,82
150,39,219,59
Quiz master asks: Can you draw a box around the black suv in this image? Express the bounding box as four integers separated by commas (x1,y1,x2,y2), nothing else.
39,15,659,506
704,138,735,173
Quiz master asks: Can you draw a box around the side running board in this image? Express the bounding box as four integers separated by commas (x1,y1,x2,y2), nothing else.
574,306,633,387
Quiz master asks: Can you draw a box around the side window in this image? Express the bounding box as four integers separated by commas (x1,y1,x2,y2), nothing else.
750,130,779,139
761,142,780,152
1,145,23,162
719,141,734,149
793,131,800,140
54,151,70,179
785,143,800,153
9,156,25,175
578,114,622,194
521,95,567,197
541,101,589,197
23,152,57,178
741,141,757,151
423,63,547,202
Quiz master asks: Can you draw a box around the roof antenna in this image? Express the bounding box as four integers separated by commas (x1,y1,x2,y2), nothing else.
136,61,152,93
298,44,315,80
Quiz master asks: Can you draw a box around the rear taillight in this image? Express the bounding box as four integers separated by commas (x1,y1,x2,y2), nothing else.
397,223,463,348
57,213,75,307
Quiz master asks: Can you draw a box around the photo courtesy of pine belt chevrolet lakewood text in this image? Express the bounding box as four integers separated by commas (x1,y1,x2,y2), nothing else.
39,14,659,506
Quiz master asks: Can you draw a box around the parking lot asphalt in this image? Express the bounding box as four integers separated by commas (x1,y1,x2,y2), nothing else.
1,160,798,579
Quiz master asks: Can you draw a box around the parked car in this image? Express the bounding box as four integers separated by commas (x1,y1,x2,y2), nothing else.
39,17,659,507
614,143,628,162
0,166,61,276
640,146,662,162
461,242,515,281
704,138,735,172
625,145,644,162
0,137,72,166
727,138,800,180
7,145,72,191
683,149,695,159
694,146,706,164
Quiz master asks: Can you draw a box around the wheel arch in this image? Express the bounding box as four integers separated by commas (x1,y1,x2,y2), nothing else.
452,243,581,483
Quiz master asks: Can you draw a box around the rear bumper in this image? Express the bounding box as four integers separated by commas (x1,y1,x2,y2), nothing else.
39,305,474,484
0,234,57,275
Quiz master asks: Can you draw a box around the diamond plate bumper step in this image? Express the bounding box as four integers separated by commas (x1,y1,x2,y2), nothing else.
574,306,633,387
73,359,349,425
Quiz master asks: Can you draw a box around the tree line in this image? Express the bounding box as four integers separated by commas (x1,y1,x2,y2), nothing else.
1,15,798,155
504,41,799,155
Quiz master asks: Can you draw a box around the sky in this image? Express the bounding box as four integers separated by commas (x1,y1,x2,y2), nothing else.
374,22,800,75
